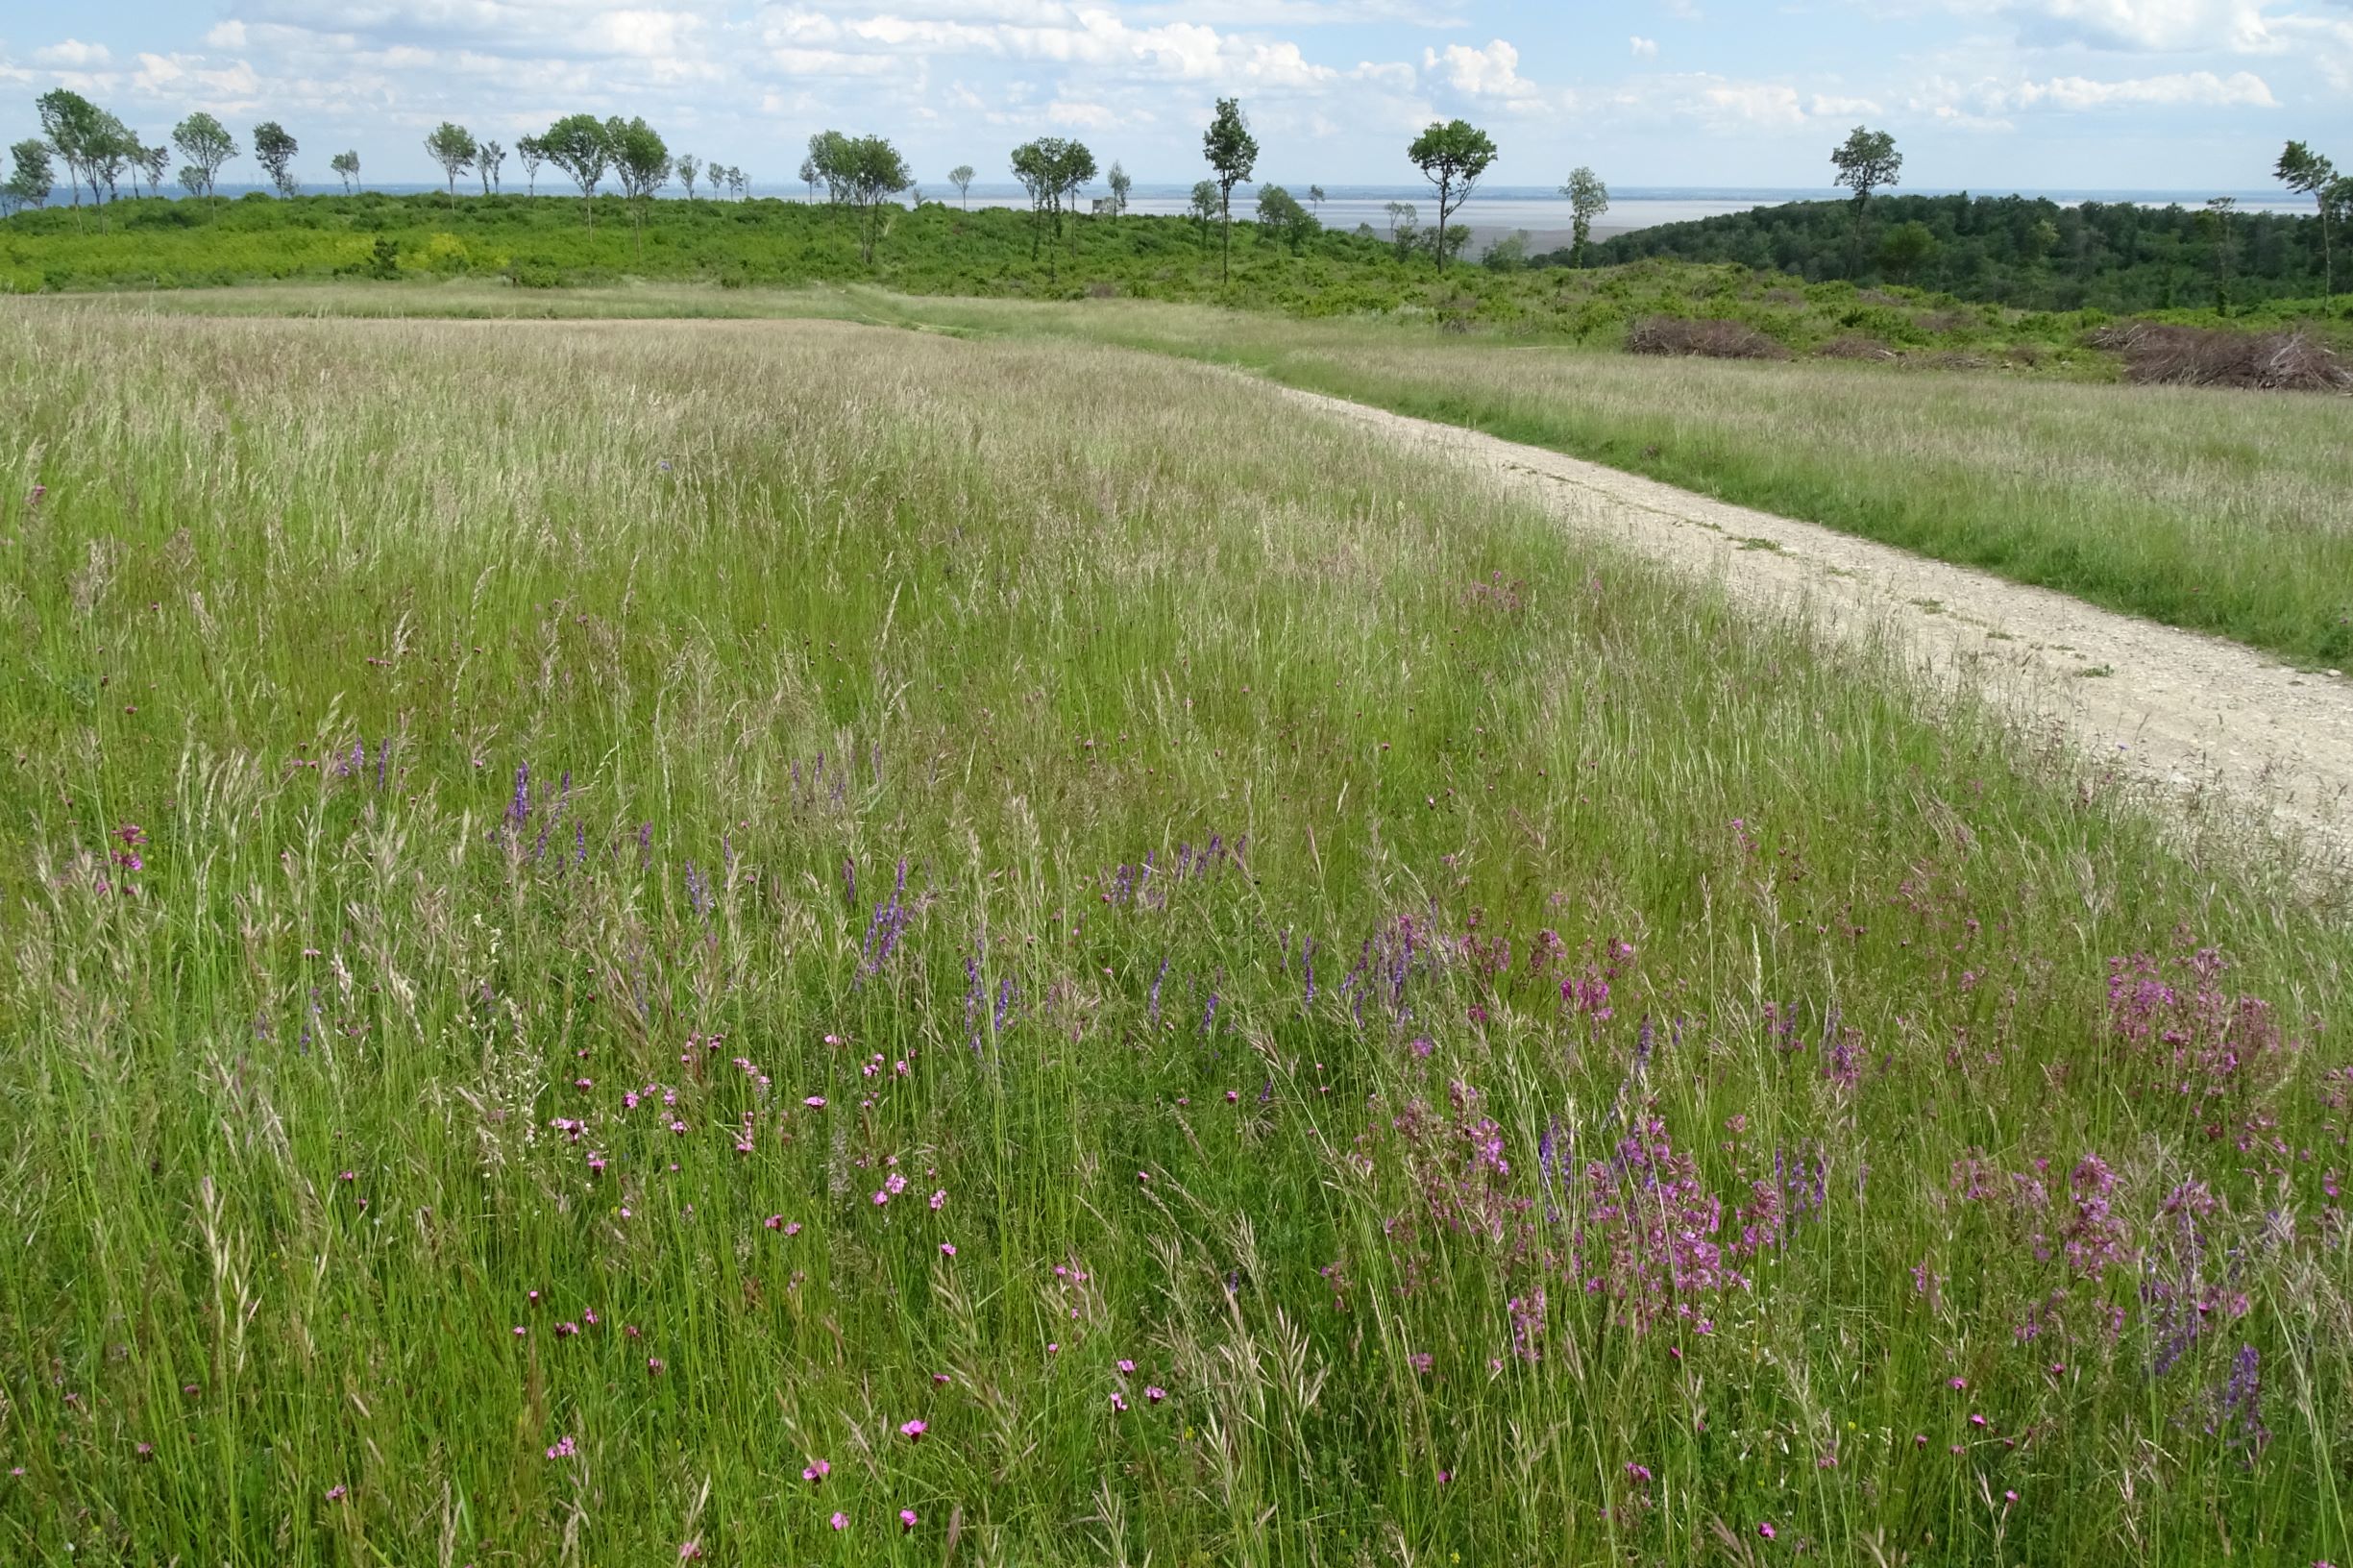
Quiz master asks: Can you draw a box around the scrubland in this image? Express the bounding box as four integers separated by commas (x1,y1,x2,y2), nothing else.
0,308,2348,1565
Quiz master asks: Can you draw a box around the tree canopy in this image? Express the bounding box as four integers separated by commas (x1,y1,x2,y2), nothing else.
1407,118,1497,270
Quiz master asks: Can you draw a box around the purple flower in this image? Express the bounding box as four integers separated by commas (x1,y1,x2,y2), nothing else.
899,1419,927,1440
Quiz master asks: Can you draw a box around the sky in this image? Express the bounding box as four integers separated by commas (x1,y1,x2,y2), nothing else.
1,1,2345,193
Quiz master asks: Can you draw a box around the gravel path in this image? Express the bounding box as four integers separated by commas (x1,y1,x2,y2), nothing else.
1271,380,2353,870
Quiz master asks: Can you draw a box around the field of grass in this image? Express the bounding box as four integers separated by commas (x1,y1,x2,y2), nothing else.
67,281,2353,669
1,305,2349,1565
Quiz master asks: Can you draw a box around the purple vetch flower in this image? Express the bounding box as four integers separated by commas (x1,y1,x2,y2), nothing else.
1302,936,1316,1008
508,763,531,831
685,862,710,917
1201,992,1219,1036
842,855,856,909
994,976,1017,1033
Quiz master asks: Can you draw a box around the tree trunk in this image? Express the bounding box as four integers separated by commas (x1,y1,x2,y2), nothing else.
1220,188,1232,283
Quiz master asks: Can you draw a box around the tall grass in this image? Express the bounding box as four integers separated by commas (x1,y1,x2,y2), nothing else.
0,307,2347,1565
856,292,2353,668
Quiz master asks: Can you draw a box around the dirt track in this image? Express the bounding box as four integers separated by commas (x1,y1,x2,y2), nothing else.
1271,381,2353,871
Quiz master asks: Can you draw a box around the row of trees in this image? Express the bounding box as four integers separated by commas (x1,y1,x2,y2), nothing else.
5,90,334,218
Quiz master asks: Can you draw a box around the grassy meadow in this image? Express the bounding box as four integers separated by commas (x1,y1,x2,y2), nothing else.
68,281,2353,668
1,304,2350,1565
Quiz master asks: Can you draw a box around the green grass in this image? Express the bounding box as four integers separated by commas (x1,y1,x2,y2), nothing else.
69,280,2353,668
1,306,2349,1565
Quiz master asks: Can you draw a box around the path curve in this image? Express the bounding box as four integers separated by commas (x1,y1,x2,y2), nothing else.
1267,380,2353,871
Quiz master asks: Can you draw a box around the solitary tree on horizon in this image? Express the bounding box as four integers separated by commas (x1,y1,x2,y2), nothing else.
253,121,299,197
478,139,506,194
1202,97,1259,282
1107,160,1131,219
1408,118,1497,271
676,153,701,199
948,163,974,208
605,116,672,255
330,150,359,193
424,122,477,208
2274,140,2341,298
540,114,611,230
516,135,544,195
134,140,170,197
4,139,53,212
1830,125,1902,277
1560,165,1608,267
171,111,237,208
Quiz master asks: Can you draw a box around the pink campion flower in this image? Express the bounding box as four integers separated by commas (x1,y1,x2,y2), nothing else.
2004,1490,2019,1504
28,484,46,506
886,1173,908,1195
1111,1391,1128,1411
1144,1385,1166,1404
556,1322,580,1338
929,1189,945,1211
546,1436,576,1459
512,1326,527,1338
1226,1090,1239,1102
804,1096,826,1109
1757,1522,1776,1540
872,1189,890,1207
1970,1413,1988,1429
527,1290,542,1305
1625,1462,1653,1483
1047,1342,1060,1355
940,1243,956,1256
678,1543,703,1561
899,1508,918,1531
647,1357,665,1376
1949,1377,1968,1390
802,1458,830,1484
326,1484,349,1503
830,1512,848,1531
1116,1360,1135,1375
899,1419,927,1440
766,1215,785,1230
933,1373,951,1385
583,1310,599,1326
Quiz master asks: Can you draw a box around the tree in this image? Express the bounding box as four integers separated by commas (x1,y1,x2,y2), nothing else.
424,122,477,208
87,113,134,204
1107,161,1131,218
1255,184,1317,253
604,116,672,254
1877,219,1937,281
677,153,700,199
1560,166,1607,267
329,150,359,194
1189,179,1219,246
730,166,748,201
516,135,544,195
135,142,170,197
948,163,974,208
1407,118,1497,271
2275,140,2340,298
1053,139,1096,250
837,135,911,263
5,139,53,211
171,111,238,208
798,156,819,201
177,165,205,199
807,132,852,205
253,121,299,197
37,89,107,209
540,114,611,230
1829,125,1901,276
1308,184,1325,212
2199,194,2238,311
1201,97,1259,282
1011,139,1059,257
1384,200,1420,260
478,139,505,194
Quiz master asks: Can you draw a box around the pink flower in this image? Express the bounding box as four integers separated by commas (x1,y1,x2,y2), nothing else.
1949,1377,1968,1390
804,1096,826,1109
933,1372,951,1384
872,1189,891,1207
802,1458,830,1484
1758,1522,1776,1540
512,1326,527,1337
679,1543,704,1560
647,1357,665,1375
829,1511,847,1531
546,1435,576,1459
766,1215,785,1230
1144,1385,1166,1403
900,1508,919,1531
940,1242,957,1256
899,1419,927,1440
930,1189,946,1210
326,1484,349,1503
1116,1360,1135,1375
1111,1391,1128,1411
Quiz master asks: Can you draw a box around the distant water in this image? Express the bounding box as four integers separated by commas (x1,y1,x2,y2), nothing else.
162,181,2309,244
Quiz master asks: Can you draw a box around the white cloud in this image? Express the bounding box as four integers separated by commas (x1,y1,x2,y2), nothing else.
1630,35,1658,57
1808,92,1882,115
1986,0,2280,53
1998,65,2278,105
35,38,113,66
1422,37,1535,97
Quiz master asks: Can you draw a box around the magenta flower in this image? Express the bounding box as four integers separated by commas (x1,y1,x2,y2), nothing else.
933,1372,951,1384
899,1419,927,1440
1758,1522,1776,1540
512,1326,527,1338
802,1458,830,1484
1111,1390,1128,1411
546,1435,576,1459
940,1242,956,1256
829,1511,847,1531
1116,1359,1136,1375
929,1189,946,1210
1144,1385,1166,1403
765,1214,785,1230
326,1484,349,1503
899,1508,919,1531
647,1357,665,1376
804,1095,826,1108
